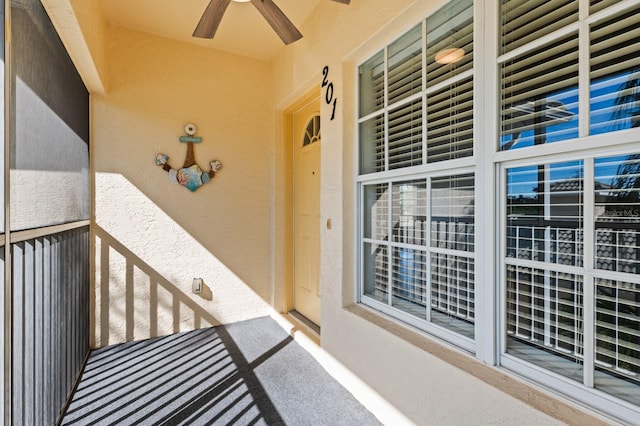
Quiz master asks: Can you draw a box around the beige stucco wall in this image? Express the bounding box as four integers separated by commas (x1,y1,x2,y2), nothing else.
91,26,274,346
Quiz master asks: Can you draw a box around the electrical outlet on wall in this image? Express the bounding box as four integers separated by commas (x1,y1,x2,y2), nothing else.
192,278,203,294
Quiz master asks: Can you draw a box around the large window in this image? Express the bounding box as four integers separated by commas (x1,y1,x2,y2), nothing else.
358,0,475,349
358,0,640,422
498,0,640,421
504,154,640,408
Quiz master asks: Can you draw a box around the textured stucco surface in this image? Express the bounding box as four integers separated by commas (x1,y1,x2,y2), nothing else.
91,26,273,346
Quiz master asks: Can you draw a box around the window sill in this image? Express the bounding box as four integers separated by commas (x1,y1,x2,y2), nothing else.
345,303,612,425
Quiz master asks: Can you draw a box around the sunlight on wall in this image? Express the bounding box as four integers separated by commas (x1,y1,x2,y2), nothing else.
94,172,270,347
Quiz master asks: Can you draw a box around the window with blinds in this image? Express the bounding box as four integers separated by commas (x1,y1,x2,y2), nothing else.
500,2,640,417
358,0,473,174
590,4,640,134
358,0,475,346
499,1,579,151
361,174,475,340
501,1,640,150
505,154,640,407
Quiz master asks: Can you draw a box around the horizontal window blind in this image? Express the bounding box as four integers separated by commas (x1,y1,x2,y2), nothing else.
500,0,578,55
426,0,473,88
364,183,389,241
501,34,579,150
590,0,621,15
590,5,640,134
431,253,475,325
359,114,385,174
388,100,423,170
392,180,427,245
431,174,475,251
358,0,475,346
361,173,475,338
388,24,422,106
359,51,385,119
392,247,428,316
390,180,428,316
427,76,473,163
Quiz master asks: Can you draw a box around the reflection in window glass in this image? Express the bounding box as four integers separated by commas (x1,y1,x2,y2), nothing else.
506,266,585,383
431,174,474,251
426,0,473,87
595,278,640,406
506,161,586,382
392,246,428,319
506,161,584,266
506,155,640,405
430,174,475,338
389,180,428,319
500,34,579,150
595,155,640,274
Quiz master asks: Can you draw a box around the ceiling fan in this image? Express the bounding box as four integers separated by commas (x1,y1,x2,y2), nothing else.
193,0,350,45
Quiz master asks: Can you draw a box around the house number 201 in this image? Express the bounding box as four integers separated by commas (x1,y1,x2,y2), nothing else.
322,66,337,121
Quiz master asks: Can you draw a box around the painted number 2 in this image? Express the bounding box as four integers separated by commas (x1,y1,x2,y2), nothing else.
322,66,337,121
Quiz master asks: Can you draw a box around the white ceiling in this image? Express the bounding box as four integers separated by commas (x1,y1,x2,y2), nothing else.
98,0,323,61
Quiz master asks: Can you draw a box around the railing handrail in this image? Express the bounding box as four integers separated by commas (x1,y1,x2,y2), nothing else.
2,220,90,245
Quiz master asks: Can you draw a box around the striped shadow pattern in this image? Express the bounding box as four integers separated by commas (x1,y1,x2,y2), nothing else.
61,316,381,425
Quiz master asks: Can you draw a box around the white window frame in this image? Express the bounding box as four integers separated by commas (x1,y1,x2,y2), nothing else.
498,146,640,423
356,0,479,354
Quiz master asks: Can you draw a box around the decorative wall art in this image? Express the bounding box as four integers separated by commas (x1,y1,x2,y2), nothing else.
156,123,222,192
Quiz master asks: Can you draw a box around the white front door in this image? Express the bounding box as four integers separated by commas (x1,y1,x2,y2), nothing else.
293,99,321,326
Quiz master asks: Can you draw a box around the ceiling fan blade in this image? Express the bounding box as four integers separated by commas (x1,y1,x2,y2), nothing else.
330,0,351,3
193,0,232,39
250,0,303,45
